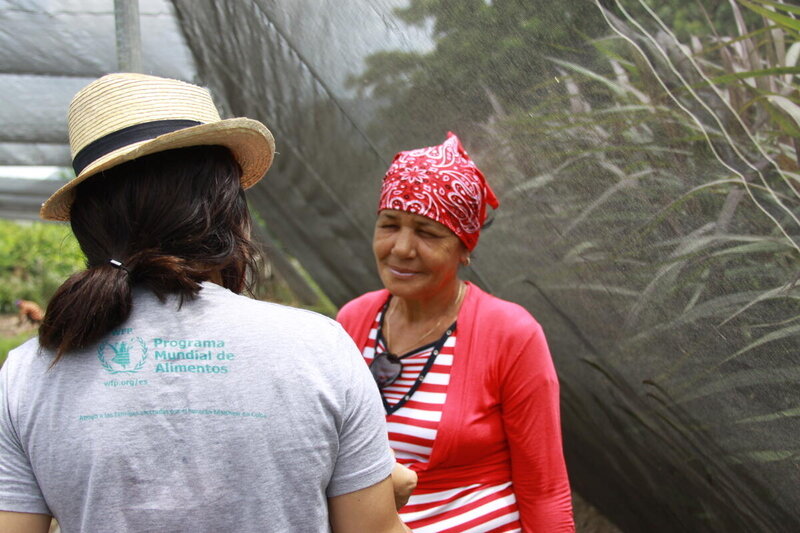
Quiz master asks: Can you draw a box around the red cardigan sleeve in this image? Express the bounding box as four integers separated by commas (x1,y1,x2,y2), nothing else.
500,321,575,532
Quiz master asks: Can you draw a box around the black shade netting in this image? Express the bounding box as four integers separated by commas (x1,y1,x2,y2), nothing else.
170,1,800,531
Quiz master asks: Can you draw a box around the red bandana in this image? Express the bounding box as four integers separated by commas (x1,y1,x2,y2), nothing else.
378,132,499,251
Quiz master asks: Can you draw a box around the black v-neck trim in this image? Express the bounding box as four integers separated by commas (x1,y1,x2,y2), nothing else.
376,299,457,415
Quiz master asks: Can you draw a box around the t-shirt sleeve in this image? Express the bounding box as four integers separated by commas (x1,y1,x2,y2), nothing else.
326,326,394,497
0,350,50,514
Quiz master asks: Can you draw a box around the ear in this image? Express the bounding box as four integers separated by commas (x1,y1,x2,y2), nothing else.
459,246,471,267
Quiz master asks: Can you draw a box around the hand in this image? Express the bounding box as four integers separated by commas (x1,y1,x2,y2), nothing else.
391,462,417,510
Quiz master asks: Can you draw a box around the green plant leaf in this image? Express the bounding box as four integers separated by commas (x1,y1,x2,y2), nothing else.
676,367,800,403
736,406,800,424
546,56,647,101
733,449,798,463
696,25,778,57
741,0,800,17
718,282,798,326
713,323,800,369
705,66,800,86
625,291,783,347
739,0,800,32
767,94,800,124
764,99,800,137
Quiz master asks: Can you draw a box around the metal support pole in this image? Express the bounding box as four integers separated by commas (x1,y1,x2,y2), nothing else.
114,0,143,72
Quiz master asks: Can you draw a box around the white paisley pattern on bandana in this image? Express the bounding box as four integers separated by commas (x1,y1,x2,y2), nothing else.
379,132,499,251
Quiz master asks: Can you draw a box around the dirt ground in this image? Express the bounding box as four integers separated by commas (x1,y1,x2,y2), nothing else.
2,314,621,531
0,312,37,339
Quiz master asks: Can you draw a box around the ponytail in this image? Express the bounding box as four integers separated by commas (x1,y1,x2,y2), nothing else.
39,265,132,362
39,146,257,364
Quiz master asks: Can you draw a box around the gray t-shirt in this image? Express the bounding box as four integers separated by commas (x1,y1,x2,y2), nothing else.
0,282,393,532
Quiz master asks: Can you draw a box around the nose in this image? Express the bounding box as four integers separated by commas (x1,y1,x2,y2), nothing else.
391,227,416,258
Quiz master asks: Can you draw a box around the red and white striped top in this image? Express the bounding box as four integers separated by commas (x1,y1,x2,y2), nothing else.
364,306,522,532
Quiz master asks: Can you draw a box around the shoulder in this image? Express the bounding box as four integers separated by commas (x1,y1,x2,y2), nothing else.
6,335,40,358
1,336,48,389
197,282,329,321
210,286,347,339
466,283,542,337
194,285,364,376
462,284,555,379
153,284,355,360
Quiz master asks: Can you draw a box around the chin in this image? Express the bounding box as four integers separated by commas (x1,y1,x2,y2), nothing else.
382,278,418,297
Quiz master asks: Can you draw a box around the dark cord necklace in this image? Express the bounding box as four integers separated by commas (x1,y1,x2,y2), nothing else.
376,304,457,415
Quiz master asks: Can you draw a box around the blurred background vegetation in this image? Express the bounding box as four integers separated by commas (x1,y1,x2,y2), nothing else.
0,216,334,366
0,220,82,365
347,0,799,530
0,220,84,314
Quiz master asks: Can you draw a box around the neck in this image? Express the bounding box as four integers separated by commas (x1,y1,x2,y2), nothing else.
383,279,467,354
391,280,465,324
384,280,466,355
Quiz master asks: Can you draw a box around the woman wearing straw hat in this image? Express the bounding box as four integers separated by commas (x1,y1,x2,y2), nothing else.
0,73,407,533
337,133,575,531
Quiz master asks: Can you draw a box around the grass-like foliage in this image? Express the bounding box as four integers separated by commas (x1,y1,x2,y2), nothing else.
350,0,799,529
510,0,800,363
502,1,800,528
0,219,85,314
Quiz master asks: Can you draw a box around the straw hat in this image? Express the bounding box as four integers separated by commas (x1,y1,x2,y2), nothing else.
40,73,275,221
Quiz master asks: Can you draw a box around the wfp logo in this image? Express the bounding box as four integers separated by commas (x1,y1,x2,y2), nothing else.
98,337,148,374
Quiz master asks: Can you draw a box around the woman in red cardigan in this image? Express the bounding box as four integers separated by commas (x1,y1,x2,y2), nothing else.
337,132,575,532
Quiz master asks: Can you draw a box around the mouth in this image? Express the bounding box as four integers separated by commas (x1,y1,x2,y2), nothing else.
387,266,418,279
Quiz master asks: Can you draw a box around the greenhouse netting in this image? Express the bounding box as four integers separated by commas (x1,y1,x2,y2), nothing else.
170,1,800,531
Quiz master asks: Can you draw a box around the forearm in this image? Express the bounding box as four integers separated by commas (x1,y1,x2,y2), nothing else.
0,511,52,533
329,476,409,533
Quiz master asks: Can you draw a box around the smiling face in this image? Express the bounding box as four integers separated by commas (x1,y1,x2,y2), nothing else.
373,209,468,301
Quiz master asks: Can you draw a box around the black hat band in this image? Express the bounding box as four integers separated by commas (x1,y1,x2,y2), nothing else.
72,119,202,175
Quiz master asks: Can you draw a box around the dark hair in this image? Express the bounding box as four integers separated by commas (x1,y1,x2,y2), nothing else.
39,145,259,363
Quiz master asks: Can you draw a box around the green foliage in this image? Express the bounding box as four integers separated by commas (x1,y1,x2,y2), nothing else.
351,0,800,363
348,0,752,146
355,0,800,364
650,0,757,40
348,0,607,147
0,219,85,313
515,4,799,524
350,0,800,527
501,0,800,366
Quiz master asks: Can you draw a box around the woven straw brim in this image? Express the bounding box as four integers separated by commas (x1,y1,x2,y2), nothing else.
40,118,274,221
